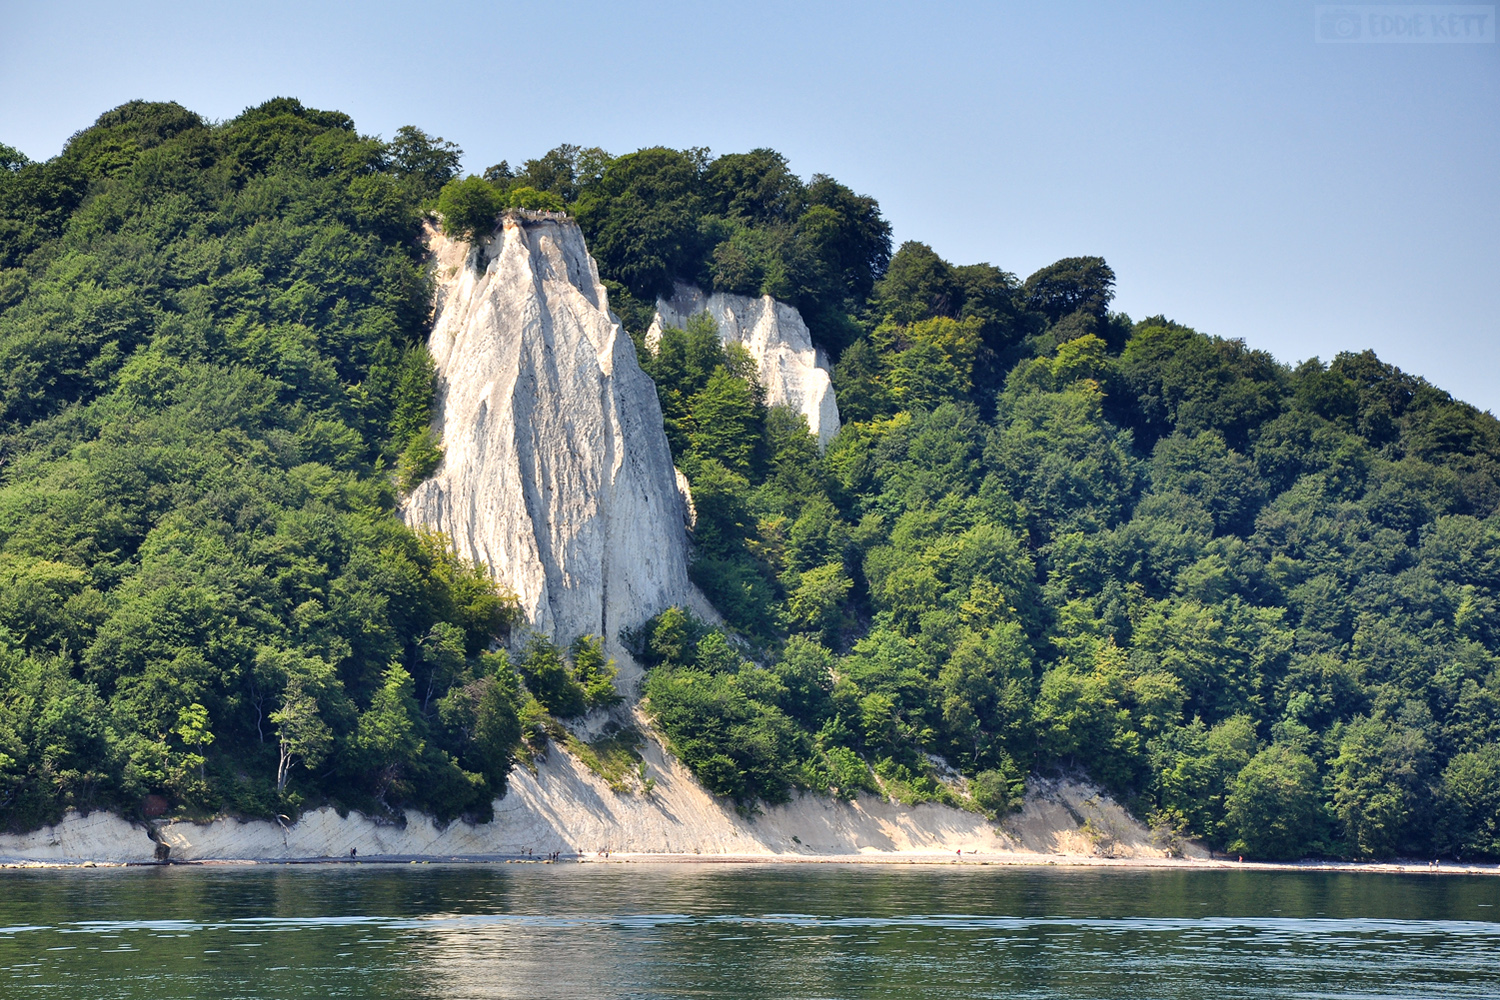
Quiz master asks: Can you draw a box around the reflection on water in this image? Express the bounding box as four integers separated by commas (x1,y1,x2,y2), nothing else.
0,863,1496,999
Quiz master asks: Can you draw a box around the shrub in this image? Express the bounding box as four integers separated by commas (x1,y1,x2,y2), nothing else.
437,175,503,241
397,429,443,492
568,635,623,709
503,185,567,212
515,638,587,718
1225,744,1328,860
971,760,1026,818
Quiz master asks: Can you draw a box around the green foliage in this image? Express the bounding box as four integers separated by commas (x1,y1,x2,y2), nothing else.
833,314,985,418
1330,714,1436,858
512,635,620,718
397,429,443,492
502,186,566,212
1032,652,1139,790
352,662,423,804
641,313,794,639
435,651,523,793
509,143,609,204
514,638,586,718
5,111,1500,860
1116,322,1285,450
638,612,816,806
689,367,763,476
388,126,462,204
563,727,647,794
1224,744,1328,860
0,144,29,171
785,562,853,644
568,635,623,709
392,344,442,491
971,758,1026,818
0,99,524,830
1438,745,1500,857
436,175,570,244
390,346,437,443
1023,256,1115,325
573,147,710,301
565,145,889,351
640,246,1500,860
269,678,331,793
1148,715,1257,843
437,176,503,242
874,241,962,326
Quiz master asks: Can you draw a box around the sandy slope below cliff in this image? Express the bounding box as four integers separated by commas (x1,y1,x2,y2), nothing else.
0,732,1186,863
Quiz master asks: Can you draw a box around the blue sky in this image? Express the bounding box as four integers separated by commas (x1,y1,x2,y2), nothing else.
3,1,1496,410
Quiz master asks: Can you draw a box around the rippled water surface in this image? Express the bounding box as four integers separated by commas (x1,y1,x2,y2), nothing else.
1,862,1497,999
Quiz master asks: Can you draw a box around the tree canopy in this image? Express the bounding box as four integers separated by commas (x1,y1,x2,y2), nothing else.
640,235,1500,861
4,107,1499,863
0,99,523,829
432,143,892,357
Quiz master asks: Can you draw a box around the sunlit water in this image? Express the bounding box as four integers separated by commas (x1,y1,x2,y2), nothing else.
1,862,1497,999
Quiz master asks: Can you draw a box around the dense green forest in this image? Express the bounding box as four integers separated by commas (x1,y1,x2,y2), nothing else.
0,99,527,829
473,141,1500,861
2,101,1498,863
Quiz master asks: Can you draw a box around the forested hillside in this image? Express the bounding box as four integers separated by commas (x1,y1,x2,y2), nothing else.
479,142,1500,861
0,100,521,829
2,101,1498,862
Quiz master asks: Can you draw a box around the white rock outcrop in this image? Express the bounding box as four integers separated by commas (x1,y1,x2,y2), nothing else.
405,216,696,674
0,218,1187,867
646,283,841,448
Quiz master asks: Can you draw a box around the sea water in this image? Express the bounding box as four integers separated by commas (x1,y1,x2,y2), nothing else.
1,863,1496,998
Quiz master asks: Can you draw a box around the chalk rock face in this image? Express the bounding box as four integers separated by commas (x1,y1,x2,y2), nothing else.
405,215,694,666
646,283,841,448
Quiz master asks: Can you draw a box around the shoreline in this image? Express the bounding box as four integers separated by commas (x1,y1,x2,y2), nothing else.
5,851,1496,876
4,768,1491,877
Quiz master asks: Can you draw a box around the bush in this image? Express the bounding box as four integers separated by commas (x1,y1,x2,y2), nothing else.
971,760,1026,818
397,429,443,492
644,664,810,806
635,609,813,806
514,635,621,718
503,185,567,212
437,175,503,241
1439,746,1500,858
568,636,623,708
515,638,587,718
822,745,875,799
1225,745,1328,860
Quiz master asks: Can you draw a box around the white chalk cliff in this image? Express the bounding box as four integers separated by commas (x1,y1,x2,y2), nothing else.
646,283,841,448
0,215,1181,865
405,215,695,672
